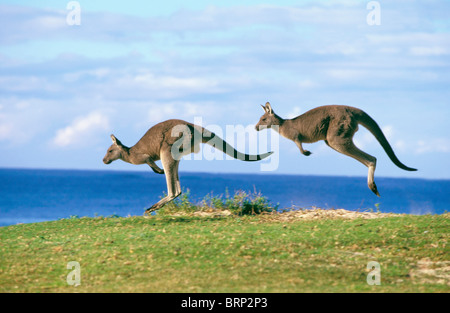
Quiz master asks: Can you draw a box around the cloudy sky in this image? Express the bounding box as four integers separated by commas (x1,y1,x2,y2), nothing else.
0,0,449,179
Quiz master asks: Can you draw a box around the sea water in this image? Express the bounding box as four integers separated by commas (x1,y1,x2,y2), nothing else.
0,168,448,226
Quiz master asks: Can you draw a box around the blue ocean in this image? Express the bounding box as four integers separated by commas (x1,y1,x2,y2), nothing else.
0,168,448,227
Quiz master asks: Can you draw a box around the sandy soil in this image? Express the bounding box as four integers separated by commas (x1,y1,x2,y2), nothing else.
187,208,401,221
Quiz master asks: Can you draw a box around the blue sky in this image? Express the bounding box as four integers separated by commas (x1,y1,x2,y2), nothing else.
0,0,449,178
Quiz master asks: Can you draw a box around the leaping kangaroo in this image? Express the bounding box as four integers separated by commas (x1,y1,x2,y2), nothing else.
103,119,273,214
255,102,417,196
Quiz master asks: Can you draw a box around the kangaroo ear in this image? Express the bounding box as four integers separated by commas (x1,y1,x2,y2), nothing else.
260,104,267,113
111,134,123,146
265,102,273,114
111,135,124,147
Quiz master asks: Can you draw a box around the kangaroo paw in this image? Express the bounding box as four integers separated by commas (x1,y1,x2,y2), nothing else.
303,150,312,156
151,168,165,174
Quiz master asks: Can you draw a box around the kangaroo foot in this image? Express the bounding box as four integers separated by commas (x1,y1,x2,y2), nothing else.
369,182,380,197
144,205,160,215
303,150,312,156
143,193,181,215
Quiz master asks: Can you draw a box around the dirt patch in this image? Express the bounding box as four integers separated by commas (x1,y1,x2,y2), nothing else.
192,210,233,218
171,208,400,221
257,208,400,222
409,258,450,286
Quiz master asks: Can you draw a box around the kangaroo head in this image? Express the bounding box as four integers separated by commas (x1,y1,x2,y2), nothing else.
103,135,126,164
255,102,280,131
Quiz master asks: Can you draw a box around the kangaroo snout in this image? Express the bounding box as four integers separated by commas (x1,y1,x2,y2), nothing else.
255,124,268,131
103,158,111,164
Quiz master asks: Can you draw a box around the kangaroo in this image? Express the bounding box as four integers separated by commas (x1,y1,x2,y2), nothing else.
103,119,273,214
255,102,417,196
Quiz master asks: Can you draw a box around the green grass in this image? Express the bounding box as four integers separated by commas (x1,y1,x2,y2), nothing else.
1,211,448,292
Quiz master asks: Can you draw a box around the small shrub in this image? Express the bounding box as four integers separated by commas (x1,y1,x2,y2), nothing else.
223,190,276,215
161,189,197,214
159,188,277,216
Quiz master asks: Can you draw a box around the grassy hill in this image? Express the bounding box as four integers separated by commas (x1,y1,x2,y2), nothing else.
1,206,448,292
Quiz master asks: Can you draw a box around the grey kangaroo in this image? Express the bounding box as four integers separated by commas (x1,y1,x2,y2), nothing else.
103,119,273,214
255,102,417,196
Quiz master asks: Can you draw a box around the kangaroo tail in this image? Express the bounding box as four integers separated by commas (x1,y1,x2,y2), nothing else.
202,130,273,162
358,111,417,171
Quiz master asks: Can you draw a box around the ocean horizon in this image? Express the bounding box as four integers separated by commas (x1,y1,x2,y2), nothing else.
0,168,448,227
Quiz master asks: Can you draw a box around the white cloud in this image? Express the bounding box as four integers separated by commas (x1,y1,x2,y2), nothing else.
31,15,66,30
327,69,366,80
147,101,219,124
53,112,110,147
298,80,318,89
133,73,217,90
367,33,450,46
0,98,50,145
286,106,302,119
0,75,58,93
0,1,449,178
382,125,394,141
394,140,406,152
410,46,449,56
0,121,13,141
354,129,375,149
354,125,394,149
107,71,223,100
63,68,111,83
415,138,450,154
148,103,176,123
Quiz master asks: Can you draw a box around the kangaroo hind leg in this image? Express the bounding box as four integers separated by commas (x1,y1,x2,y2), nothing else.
145,151,182,214
326,138,380,197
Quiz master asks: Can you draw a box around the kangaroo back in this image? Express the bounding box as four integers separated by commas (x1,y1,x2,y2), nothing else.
357,111,417,171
